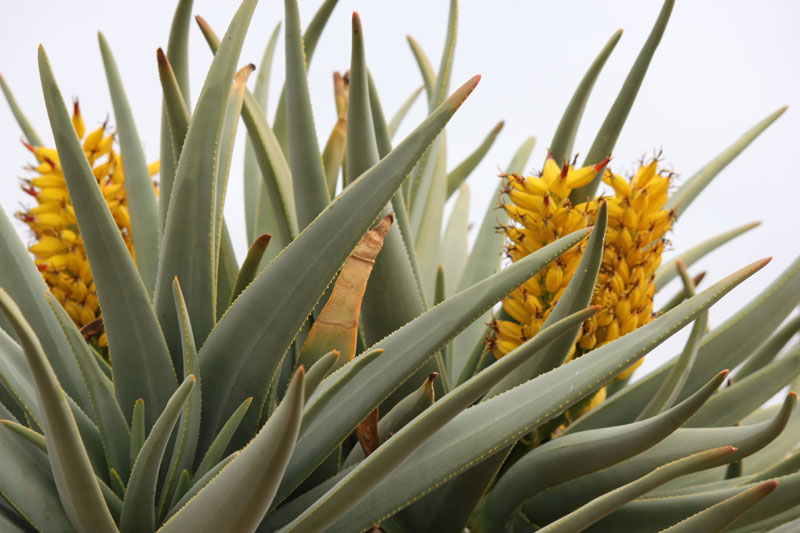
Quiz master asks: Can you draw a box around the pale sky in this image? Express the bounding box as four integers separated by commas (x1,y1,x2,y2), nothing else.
1,1,798,377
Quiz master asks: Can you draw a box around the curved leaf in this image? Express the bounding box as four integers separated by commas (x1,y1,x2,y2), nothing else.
120,376,195,533
0,74,43,145
473,371,727,531
388,85,424,139
159,368,304,533
283,0,330,228
0,290,116,532
158,0,194,228
522,393,796,526
38,45,176,430
655,221,761,291
98,32,160,295
47,295,131,482
666,107,786,217
0,423,73,532
446,121,503,198
540,447,737,533
549,29,622,164
246,22,283,244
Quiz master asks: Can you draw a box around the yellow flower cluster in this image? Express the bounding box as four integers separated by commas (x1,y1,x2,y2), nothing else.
493,156,674,380
16,101,157,345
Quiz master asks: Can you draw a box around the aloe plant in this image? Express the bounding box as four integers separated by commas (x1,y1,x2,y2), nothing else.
0,1,798,532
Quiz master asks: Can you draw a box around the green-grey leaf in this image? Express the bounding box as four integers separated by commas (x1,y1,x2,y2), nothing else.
301,349,384,432
158,0,194,229
541,447,737,533
342,371,437,468
193,396,252,484
446,121,503,199
0,323,42,428
407,35,436,101
154,0,258,365
549,29,622,165
120,376,194,533
197,75,480,453
430,0,458,107
130,399,144,466
283,0,330,228
522,393,795,526
0,290,116,532
214,67,251,295
441,184,470,298
98,32,160,295
47,295,131,482
473,371,727,531
38,45,176,430
230,234,271,306
156,47,190,161
415,141,448,304
327,258,769,530
216,220,239,320
158,279,203,520
569,0,674,202
666,107,786,218
0,423,74,532
345,12,379,188
661,480,778,533
655,221,761,291
272,0,339,153
0,74,43,146
303,350,339,403
159,369,304,533
246,22,282,244
735,314,800,381
282,309,598,532
688,343,800,428
388,85,424,139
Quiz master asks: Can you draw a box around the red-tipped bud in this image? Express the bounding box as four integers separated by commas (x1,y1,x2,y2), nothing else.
21,140,35,153
560,161,569,179
593,156,611,172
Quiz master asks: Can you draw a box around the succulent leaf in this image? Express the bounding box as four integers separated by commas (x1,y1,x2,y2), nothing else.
159,368,304,533
38,44,177,429
158,0,194,228
245,22,283,246
548,29,623,165
120,375,194,533
98,32,161,296
0,289,117,532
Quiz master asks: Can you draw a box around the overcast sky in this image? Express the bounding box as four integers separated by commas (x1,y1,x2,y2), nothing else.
1,1,798,377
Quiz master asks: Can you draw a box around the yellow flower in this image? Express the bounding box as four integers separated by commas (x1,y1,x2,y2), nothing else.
493,155,675,384
16,100,158,347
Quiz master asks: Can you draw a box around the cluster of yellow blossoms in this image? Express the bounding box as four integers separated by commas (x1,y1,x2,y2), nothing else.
492,155,674,380
16,101,156,346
